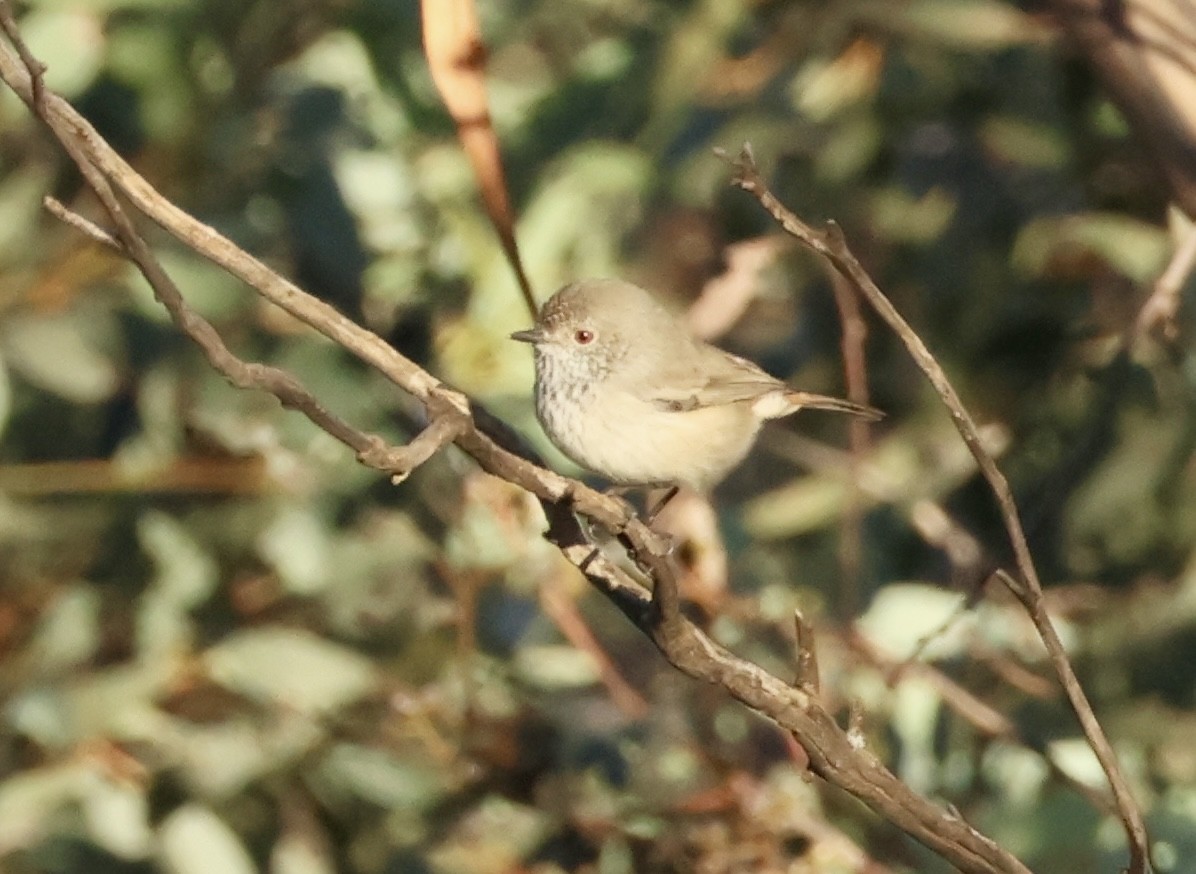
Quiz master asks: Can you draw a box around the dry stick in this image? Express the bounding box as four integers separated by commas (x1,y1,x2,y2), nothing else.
43,197,463,480
1136,218,1196,342
614,554,1030,874
539,584,651,719
719,145,1151,874
793,609,821,694
829,268,873,616
419,0,537,318
0,457,273,495
0,30,1033,874
845,630,1118,817
763,425,1109,805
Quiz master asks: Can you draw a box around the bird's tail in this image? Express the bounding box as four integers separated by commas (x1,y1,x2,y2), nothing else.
785,391,884,422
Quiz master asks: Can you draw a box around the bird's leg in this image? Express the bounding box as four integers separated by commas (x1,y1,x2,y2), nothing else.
643,486,680,525
598,485,677,566
603,484,639,502
602,484,680,526
579,545,601,573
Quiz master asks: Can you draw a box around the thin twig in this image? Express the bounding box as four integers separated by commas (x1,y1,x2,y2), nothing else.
539,584,651,719
829,267,872,615
846,629,1118,817
42,195,429,479
793,609,821,694
1136,217,1196,343
0,458,273,495
0,0,42,108
357,398,469,483
719,143,1151,874
43,196,123,249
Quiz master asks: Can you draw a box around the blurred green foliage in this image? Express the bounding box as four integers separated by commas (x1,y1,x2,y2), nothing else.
1,0,1194,872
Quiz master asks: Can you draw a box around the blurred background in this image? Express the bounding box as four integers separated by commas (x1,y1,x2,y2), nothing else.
0,0,1194,871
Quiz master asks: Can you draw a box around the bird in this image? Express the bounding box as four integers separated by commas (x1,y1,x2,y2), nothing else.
510,278,882,493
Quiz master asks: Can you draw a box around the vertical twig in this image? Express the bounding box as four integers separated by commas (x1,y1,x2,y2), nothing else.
1135,218,1196,343
721,144,1152,874
829,268,873,616
793,609,821,694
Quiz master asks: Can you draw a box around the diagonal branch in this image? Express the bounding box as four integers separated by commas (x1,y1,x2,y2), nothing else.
41,195,451,483
718,144,1151,874
1136,216,1196,342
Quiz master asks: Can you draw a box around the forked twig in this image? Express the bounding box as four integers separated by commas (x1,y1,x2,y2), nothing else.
1136,218,1196,343
793,609,821,694
43,196,453,483
718,143,1150,874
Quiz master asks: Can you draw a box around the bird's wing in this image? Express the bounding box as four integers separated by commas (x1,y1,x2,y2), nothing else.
641,347,784,412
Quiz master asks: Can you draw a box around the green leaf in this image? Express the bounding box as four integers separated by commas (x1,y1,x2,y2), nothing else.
257,505,332,596
158,805,256,874
17,9,104,97
743,475,853,539
427,795,550,874
137,511,219,658
139,511,219,607
2,310,120,404
318,743,451,810
82,776,152,860
862,0,1047,50
27,583,101,676
271,821,336,874
855,583,970,660
0,762,92,851
512,644,602,689
203,628,376,715
164,716,324,798
0,164,53,262
980,116,1069,169
869,186,957,244
1013,213,1169,283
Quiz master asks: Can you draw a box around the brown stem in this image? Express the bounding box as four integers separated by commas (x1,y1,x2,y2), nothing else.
1136,217,1196,343
829,267,873,616
793,609,821,694
719,143,1151,874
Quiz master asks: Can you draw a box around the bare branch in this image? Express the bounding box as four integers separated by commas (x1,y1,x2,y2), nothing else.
829,266,873,613
719,143,1151,874
357,398,469,484
41,192,393,472
847,629,1120,817
793,609,821,694
1136,217,1196,342
1043,0,1196,216
43,196,124,250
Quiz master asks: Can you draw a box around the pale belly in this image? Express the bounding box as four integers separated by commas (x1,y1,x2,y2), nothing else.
537,387,761,491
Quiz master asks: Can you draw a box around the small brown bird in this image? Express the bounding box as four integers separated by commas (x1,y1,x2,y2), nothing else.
511,279,881,491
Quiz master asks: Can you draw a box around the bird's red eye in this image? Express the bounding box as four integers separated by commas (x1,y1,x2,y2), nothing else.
574,329,594,345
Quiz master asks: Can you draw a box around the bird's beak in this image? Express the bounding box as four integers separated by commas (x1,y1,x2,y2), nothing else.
510,328,545,344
